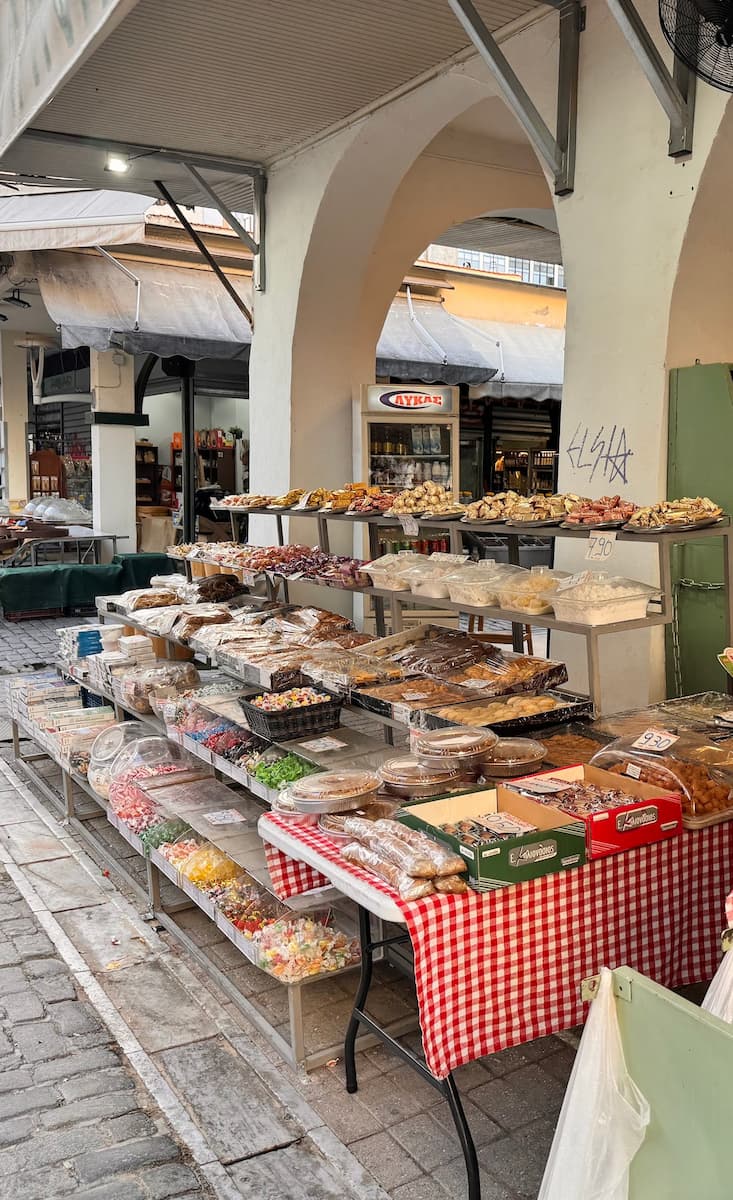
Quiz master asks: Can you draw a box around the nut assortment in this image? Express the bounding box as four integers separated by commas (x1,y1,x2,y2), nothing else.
626,496,722,528
389,482,452,515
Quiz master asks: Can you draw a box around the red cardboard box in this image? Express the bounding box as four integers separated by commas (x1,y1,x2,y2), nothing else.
503,763,682,859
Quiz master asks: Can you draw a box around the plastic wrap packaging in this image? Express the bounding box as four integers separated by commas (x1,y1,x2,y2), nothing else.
179,574,245,603
178,843,241,889
434,875,469,894
120,587,180,611
299,648,402,692
134,606,187,637
341,842,436,899
444,654,568,697
380,626,504,678
171,605,232,642
429,693,567,728
119,662,200,713
376,819,467,876
589,736,733,825
263,607,353,644
354,677,472,715
88,721,147,798
343,816,435,876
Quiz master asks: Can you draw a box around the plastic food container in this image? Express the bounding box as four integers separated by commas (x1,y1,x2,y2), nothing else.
363,553,424,591
480,738,547,778
589,736,733,827
551,572,661,625
284,769,380,813
411,725,498,770
270,791,319,826
377,755,460,798
88,721,147,799
119,662,200,714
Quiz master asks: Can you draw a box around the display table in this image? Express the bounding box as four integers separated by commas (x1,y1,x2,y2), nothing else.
260,811,733,1200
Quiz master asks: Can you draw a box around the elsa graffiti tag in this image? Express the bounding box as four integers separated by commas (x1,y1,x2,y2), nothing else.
565,424,634,485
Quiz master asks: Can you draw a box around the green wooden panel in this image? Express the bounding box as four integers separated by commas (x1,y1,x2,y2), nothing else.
612,967,733,1199
667,364,733,694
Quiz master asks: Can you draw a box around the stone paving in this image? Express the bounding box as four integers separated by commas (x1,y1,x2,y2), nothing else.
0,615,579,1200
0,864,213,1200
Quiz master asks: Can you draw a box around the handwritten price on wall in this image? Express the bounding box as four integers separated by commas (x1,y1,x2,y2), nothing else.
566,424,634,486
631,728,679,753
585,530,617,562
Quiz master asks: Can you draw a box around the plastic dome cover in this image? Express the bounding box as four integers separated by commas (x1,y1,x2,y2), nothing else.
23,500,38,515
110,735,200,782
87,722,147,799
34,499,52,515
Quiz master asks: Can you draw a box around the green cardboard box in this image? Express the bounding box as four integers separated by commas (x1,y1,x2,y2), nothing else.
399,786,586,891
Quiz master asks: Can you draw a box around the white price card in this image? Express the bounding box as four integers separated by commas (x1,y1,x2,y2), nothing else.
398,514,420,537
298,736,348,752
513,777,572,795
204,809,246,825
631,727,679,752
585,530,617,563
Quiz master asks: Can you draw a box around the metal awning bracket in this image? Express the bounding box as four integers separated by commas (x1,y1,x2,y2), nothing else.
446,0,581,195
94,245,141,330
605,0,695,156
182,161,266,292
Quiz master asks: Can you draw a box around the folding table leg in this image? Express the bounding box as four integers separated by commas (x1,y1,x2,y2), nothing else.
443,1073,481,1200
345,905,374,1093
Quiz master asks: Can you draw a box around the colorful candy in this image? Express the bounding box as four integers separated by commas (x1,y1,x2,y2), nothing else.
251,687,330,712
256,916,360,982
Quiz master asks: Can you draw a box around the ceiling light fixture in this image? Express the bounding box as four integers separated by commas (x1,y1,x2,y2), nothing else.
0,288,31,309
105,153,130,174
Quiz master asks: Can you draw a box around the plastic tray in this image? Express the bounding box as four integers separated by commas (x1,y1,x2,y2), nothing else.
419,691,594,733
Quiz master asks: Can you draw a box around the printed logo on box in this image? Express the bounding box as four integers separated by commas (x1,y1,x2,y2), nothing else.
508,839,557,867
616,806,658,832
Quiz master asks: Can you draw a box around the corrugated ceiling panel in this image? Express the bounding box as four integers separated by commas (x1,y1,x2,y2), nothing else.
436,217,562,263
33,0,543,161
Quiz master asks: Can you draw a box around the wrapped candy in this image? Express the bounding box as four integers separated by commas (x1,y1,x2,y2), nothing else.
139,818,192,855
159,837,204,868
178,843,241,889
256,916,360,982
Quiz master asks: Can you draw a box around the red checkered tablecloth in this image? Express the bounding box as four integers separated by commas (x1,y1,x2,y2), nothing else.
260,814,733,1080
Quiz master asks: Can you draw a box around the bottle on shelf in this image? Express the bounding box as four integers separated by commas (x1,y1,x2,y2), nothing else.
412,426,424,454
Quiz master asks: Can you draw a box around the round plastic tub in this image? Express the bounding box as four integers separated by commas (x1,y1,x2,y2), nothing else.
411,725,498,771
88,721,147,799
377,755,460,799
285,769,380,813
480,737,547,778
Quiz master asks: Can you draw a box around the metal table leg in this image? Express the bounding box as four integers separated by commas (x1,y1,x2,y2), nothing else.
344,906,481,1200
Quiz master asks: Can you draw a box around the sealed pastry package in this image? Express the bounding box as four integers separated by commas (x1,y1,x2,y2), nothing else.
118,662,200,714
120,587,180,611
341,843,436,899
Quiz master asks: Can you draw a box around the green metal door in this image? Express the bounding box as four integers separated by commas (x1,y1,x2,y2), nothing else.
667,364,733,694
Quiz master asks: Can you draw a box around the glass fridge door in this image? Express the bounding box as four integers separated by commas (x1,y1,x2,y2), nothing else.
367,420,453,490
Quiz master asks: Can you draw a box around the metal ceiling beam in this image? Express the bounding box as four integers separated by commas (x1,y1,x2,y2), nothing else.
446,0,580,195
605,0,695,155
182,161,266,291
153,180,253,330
21,128,265,178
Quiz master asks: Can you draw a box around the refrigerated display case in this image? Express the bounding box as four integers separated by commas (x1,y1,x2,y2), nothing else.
459,429,484,502
361,385,460,496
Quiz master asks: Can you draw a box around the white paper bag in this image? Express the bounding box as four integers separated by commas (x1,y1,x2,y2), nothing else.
538,967,650,1200
702,948,733,1023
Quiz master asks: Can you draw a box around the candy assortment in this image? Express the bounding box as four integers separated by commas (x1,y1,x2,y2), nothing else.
179,843,241,888
509,778,636,815
251,687,331,712
257,916,360,982
210,878,285,938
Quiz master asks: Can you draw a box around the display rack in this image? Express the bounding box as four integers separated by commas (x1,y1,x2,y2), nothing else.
205,507,733,711
10,687,399,1072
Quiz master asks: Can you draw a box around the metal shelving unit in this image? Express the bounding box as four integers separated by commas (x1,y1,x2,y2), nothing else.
207,507,733,711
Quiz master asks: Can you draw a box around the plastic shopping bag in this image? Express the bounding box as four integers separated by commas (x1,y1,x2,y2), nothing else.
538,967,650,1200
702,948,733,1023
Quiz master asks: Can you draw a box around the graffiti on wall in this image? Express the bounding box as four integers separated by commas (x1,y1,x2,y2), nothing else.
565,423,634,486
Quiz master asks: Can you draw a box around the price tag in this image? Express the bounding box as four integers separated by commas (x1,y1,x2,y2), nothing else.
401,691,431,701
512,777,572,795
631,728,679,752
204,809,246,825
715,710,733,725
625,763,642,780
298,736,347,752
398,515,420,537
585,530,617,563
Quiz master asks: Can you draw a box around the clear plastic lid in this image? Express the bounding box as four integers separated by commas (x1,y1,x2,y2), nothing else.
555,571,661,601
286,769,380,812
411,725,499,763
378,756,459,787
481,737,547,777
90,721,147,767
110,735,201,781
589,735,733,820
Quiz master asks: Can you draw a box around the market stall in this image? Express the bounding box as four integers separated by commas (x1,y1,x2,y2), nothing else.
8,482,733,1198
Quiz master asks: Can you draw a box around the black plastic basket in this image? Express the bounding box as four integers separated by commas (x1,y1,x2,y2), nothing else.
238,693,342,740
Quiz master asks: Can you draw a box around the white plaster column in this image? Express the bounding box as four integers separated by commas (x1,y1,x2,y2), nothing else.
550,0,730,711
0,333,29,503
89,349,137,559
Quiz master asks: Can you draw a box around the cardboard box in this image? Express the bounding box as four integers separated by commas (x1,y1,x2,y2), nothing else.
503,764,682,859
399,787,586,891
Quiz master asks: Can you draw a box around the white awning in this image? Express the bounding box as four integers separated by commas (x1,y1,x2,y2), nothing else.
376,297,499,386
0,190,153,252
0,0,136,157
457,315,564,400
28,249,252,360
